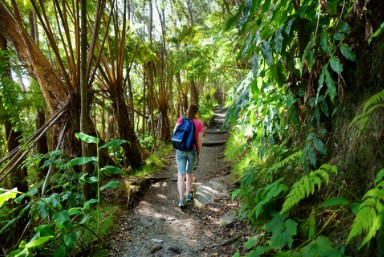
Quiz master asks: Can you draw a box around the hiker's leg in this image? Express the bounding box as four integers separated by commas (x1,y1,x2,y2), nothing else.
186,173,193,195
176,150,187,200
185,150,198,195
178,174,185,200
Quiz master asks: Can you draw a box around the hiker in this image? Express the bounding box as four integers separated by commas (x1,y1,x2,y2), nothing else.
173,104,204,208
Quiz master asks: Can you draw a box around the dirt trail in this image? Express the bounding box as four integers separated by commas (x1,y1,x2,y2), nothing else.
106,107,249,257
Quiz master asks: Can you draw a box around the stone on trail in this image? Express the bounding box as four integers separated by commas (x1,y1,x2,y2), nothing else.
194,175,234,206
219,209,237,226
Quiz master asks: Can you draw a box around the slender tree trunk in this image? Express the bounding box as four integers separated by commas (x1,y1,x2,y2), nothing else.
190,78,199,105
111,91,143,170
0,34,28,192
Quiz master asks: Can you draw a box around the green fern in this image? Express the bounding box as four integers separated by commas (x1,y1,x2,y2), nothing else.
350,89,384,129
265,150,302,176
281,164,337,213
346,168,384,249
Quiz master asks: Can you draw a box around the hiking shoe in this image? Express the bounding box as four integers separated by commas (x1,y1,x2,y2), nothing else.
185,193,193,202
178,199,185,208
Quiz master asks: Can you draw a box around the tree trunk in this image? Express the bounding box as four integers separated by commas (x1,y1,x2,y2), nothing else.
190,78,199,105
0,2,67,114
0,34,28,192
111,92,143,170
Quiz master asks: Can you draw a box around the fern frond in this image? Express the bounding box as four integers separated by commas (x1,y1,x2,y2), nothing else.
347,168,384,249
281,164,337,213
267,150,302,174
363,89,384,113
350,89,384,129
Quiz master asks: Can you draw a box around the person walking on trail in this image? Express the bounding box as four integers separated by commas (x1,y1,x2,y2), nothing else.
174,104,204,208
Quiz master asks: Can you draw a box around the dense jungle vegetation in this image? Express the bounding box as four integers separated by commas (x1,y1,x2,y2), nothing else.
0,0,383,256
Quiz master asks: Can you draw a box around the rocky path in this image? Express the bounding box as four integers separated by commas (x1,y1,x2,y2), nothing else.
106,107,250,257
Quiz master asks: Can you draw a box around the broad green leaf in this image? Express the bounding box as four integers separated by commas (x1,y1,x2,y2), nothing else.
325,69,336,101
319,197,349,207
270,219,297,249
85,176,98,184
274,29,283,53
252,53,259,78
52,210,70,230
0,188,18,207
313,138,327,155
340,44,355,61
260,41,273,67
99,139,128,149
307,148,316,167
101,165,123,175
337,21,350,34
301,236,341,257
319,33,331,55
330,56,343,74
69,156,96,166
75,133,100,144
244,236,258,249
262,0,272,13
64,232,77,249
36,201,49,220
100,180,121,191
25,236,54,248
83,199,98,210
35,225,55,237
231,188,242,201
68,207,83,216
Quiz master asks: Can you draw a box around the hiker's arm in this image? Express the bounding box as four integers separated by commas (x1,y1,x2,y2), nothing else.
173,123,179,133
198,131,203,157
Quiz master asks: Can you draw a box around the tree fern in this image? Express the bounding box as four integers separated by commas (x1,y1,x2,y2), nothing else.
347,168,384,249
281,164,337,213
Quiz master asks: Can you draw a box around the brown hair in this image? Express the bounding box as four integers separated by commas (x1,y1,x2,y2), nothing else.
187,104,199,120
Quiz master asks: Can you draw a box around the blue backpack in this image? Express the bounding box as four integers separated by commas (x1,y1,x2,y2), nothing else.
172,117,196,151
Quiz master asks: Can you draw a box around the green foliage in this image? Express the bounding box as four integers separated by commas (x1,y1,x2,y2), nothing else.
350,89,384,130
281,164,337,213
300,236,345,257
265,213,297,249
347,168,384,249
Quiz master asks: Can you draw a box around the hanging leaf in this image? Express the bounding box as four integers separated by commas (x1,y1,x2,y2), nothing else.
0,188,18,207
260,41,273,67
319,33,331,55
99,139,128,149
75,133,100,144
100,165,123,175
100,180,121,191
274,29,284,53
262,0,272,13
64,232,77,249
313,138,327,155
52,210,70,230
25,236,54,248
330,56,343,74
324,69,337,102
340,44,356,61
319,197,349,207
252,53,259,78
69,157,96,166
